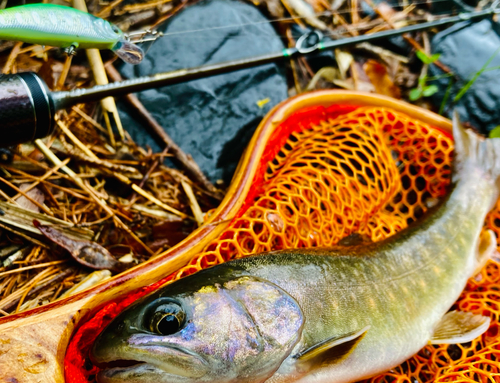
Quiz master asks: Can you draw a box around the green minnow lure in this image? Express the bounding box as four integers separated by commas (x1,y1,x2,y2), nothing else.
0,4,143,64
92,114,498,383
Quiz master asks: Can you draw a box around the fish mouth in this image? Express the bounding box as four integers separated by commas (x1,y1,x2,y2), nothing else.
93,343,209,380
97,363,167,383
93,358,144,369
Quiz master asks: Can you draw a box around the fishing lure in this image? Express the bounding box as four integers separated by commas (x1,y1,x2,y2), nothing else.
0,4,143,64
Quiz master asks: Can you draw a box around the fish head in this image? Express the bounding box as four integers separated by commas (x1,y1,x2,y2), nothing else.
92,273,304,383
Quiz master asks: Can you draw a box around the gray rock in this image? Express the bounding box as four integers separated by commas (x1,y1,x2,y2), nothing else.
429,19,500,134
118,0,288,183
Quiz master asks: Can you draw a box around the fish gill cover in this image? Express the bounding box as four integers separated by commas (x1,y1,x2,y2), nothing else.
65,105,500,382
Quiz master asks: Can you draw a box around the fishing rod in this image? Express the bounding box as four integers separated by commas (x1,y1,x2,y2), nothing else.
1,3,498,147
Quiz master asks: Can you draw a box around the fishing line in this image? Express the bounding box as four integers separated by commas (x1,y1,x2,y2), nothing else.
128,7,484,51
127,0,478,41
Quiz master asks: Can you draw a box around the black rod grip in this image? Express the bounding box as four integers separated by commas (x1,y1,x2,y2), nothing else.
0,72,54,147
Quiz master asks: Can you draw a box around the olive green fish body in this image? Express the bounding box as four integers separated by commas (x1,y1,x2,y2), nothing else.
92,118,499,383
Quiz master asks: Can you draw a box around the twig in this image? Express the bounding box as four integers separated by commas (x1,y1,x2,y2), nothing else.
34,139,154,255
56,55,73,90
128,150,164,205
113,172,187,217
0,176,54,216
11,157,71,201
0,260,68,278
57,123,187,217
73,0,124,143
105,61,223,200
2,41,22,74
0,222,48,248
72,106,109,135
362,0,452,74
5,267,75,312
0,266,55,310
181,180,204,226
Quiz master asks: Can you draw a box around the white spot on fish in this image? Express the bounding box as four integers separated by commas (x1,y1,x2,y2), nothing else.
15,12,23,24
48,11,57,24
32,12,40,24
0,14,4,23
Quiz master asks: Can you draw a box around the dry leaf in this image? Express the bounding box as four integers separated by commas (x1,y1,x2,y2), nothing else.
34,220,120,271
363,59,401,99
351,62,376,92
252,0,285,18
335,49,354,79
377,1,397,21
306,67,339,90
17,184,45,213
282,0,327,29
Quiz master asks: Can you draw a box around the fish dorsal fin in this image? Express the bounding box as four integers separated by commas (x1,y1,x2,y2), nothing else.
430,311,490,344
474,229,497,275
293,326,370,369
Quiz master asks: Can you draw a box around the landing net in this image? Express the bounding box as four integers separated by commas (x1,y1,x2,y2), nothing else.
65,105,500,383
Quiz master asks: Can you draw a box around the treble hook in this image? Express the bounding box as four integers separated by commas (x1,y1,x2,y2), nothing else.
295,30,324,54
125,29,164,44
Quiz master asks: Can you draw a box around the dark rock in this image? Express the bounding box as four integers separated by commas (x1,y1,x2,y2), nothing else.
429,19,500,134
118,0,288,183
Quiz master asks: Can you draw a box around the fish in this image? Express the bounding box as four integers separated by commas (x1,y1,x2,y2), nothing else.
91,113,499,383
0,4,143,64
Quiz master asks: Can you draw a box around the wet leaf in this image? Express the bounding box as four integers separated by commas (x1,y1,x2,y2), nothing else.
409,88,422,101
416,51,441,65
363,59,401,99
490,126,500,138
33,220,120,271
422,84,439,97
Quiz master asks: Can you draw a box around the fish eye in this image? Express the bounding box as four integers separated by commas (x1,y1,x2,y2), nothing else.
149,302,185,335
111,25,121,34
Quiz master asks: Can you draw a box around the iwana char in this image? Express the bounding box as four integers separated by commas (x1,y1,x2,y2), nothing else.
91,112,497,383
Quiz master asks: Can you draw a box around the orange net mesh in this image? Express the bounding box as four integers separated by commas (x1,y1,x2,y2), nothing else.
175,107,453,278
66,105,500,382
171,106,500,382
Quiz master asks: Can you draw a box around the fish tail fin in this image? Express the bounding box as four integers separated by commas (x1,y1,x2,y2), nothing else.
453,110,500,183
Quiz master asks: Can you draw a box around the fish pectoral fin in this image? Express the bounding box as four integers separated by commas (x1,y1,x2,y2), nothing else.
474,229,497,275
293,326,370,370
430,311,490,344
